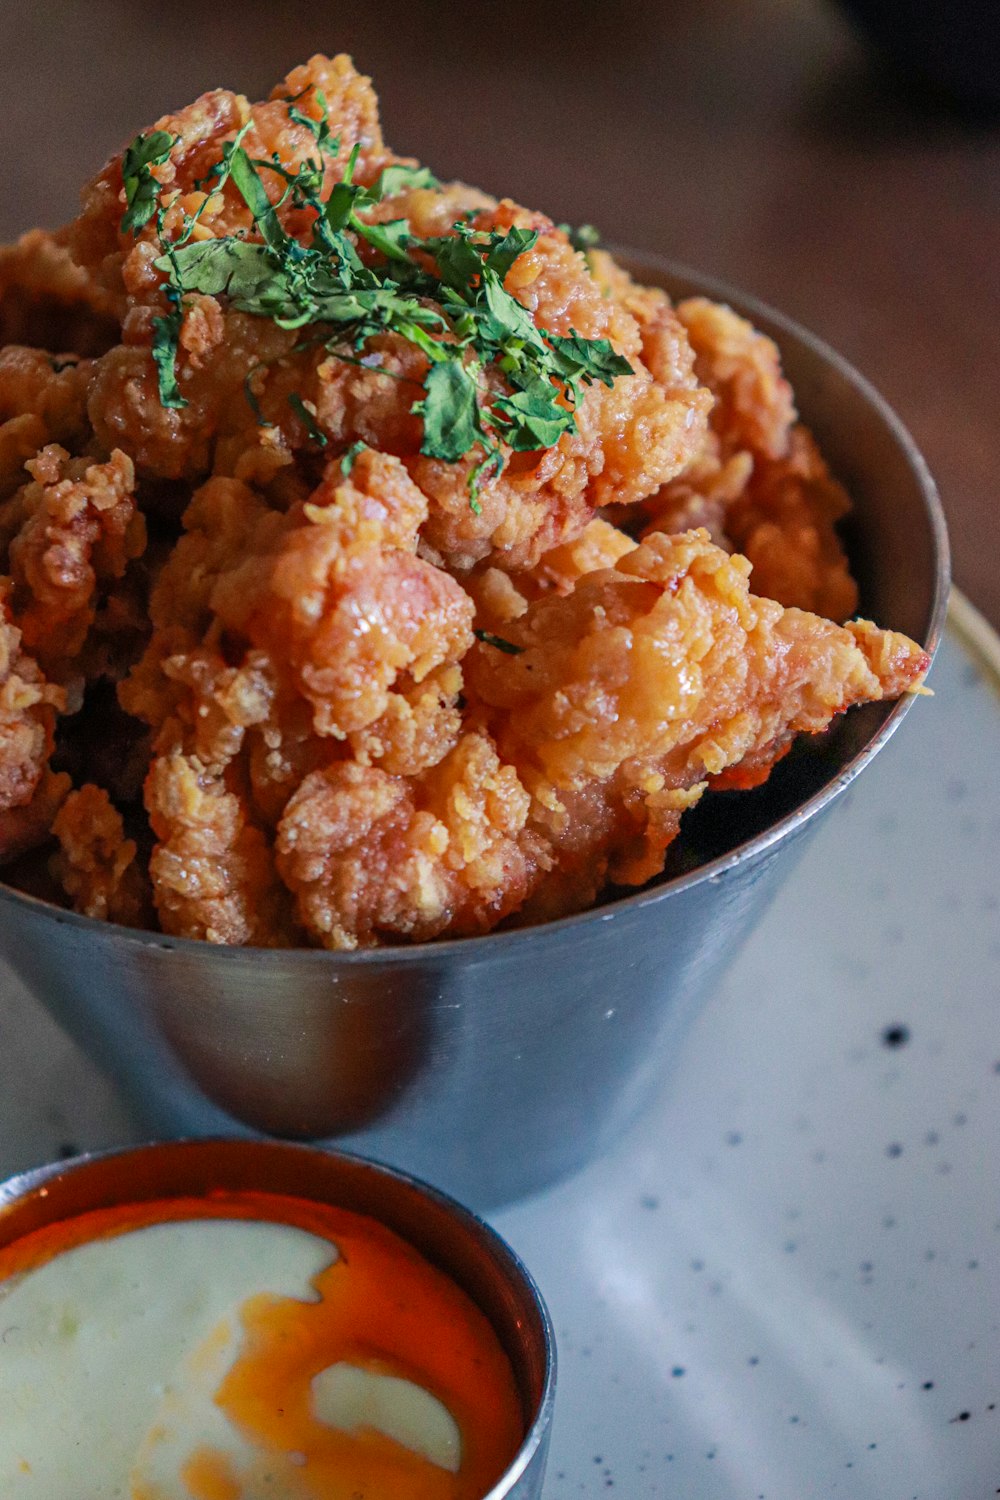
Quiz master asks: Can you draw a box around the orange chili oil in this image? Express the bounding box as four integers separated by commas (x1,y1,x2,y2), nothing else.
0,1189,525,1500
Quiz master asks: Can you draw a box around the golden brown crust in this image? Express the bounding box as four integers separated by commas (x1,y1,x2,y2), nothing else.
0,53,928,944
0,582,66,817
146,751,295,945
641,299,858,620
0,230,118,357
8,447,144,686
50,782,149,925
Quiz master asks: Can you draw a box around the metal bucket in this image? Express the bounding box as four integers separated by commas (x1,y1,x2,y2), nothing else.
0,259,950,1207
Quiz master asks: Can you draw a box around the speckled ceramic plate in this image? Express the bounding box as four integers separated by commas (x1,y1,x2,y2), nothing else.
1,596,998,1500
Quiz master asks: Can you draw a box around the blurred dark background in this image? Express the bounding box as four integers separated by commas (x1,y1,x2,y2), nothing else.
2,0,997,626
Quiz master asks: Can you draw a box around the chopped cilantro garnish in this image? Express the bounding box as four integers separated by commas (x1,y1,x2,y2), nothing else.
558,222,601,252
288,90,336,152
414,359,483,463
121,130,176,235
370,163,439,199
474,629,524,655
129,96,632,498
151,307,186,408
339,439,367,475
288,393,327,445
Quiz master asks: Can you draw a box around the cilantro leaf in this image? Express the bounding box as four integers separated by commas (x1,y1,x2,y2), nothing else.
354,217,412,263
121,130,175,235
288,393,328,445
483,226,538,280
427,233,486,295
151,305,186,408
340,439,367,475
492,378,575,451
480,272,547,350
155,238,273,297
474,629,524,655
227,148,289,252
413,359,483,462
370,163,439,200
548,332,632,387
558,222,601,252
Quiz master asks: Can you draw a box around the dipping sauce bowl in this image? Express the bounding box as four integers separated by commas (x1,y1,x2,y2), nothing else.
0,1139,555,1499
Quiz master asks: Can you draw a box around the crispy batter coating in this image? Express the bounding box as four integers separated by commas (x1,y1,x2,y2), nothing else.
275,735,541,948
210,451,475,738
0,229,118,357
0,53,929,942
50,782,149,925
725,426,859,621
145,751,294,944
7,446,144,686
465,530,927,921
0,346,95,505
641,298,859,619
0,582,66,816
675,296,795,462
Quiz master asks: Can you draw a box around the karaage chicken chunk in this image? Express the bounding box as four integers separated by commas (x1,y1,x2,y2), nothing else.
0,54,930,946
641,296,860,620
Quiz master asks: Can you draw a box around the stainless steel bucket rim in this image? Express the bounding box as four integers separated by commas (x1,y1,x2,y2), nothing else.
0,255,950,964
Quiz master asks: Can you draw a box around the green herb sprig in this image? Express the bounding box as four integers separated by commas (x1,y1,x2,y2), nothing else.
474,629,525,655
121,130,175,235
120,94,632,504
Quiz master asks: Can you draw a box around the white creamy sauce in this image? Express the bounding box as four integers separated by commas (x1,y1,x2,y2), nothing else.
0,1217,461,1496
312,1362,462,1473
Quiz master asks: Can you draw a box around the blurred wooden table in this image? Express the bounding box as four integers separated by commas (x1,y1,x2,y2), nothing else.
2,0,997,625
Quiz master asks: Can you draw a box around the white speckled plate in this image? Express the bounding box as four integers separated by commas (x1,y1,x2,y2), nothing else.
1,596,998,1500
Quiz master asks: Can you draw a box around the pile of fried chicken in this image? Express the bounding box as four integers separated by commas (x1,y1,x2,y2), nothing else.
0,55,927,948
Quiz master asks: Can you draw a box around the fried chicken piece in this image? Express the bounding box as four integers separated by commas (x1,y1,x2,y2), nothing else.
71,54,395,307
122,632,276,772
465,518,636,632
6,446,145,688
145,750,294,944
123,451,474,840
675,297,796,462
0,768,71,866
641,298,858,618
724,426,859,620
531,517,638,595
68,58,709,570
0,582,66,821
266,527,928,949
346,664,464,776
206,450,475,739
465,529,928,921
0,229,118,356
50,782,149,925
0,346,96,505
639,435,752,547
405,209,710,570
275,733,542,949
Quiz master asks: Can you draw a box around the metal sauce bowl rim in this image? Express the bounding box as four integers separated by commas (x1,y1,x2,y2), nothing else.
0,254,950,961
0,1138,557,1496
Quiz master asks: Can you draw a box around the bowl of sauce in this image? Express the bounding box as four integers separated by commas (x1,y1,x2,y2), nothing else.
0,1140,554,1499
